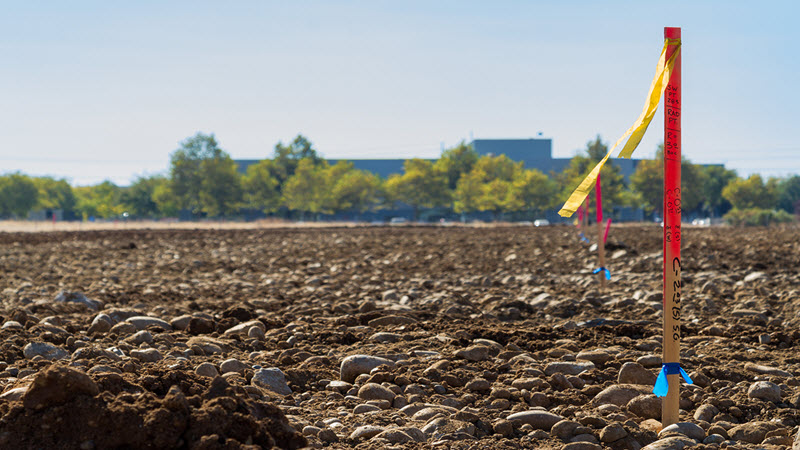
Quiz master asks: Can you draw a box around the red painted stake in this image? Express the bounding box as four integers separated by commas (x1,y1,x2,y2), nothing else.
662,26,682,427
596,173,606,288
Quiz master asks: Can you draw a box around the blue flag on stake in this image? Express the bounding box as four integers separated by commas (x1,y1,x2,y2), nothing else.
653,363,693,397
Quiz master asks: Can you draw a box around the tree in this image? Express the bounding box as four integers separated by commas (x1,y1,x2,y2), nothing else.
121,175,166,218
282,158,330,219
472,155,523,218
169,132,242,216
777,175,800,214
453,170,483,215
630,145,706,216
0,173,38,218
331,167,382,215
480,178,517,218
451,154,534,219
629,157,661,215
722,174,777,210
472,154,522,182
512,169,558,215
384,159,449,220
33,177,76,218
700,165,737,217
152,181,180,217
243,159,281,214
74,181,124,219
271,135,323,187
435,141,479,190
556,136,627,217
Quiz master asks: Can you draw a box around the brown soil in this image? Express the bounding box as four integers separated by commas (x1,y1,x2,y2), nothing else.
0,225,798,449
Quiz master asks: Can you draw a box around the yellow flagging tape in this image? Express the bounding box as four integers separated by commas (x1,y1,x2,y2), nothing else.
558,39,681,217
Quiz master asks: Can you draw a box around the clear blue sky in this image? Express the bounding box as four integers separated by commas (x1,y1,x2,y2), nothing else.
2,1,797,185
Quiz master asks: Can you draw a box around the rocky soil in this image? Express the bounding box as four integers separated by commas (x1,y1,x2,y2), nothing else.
1,225,799,449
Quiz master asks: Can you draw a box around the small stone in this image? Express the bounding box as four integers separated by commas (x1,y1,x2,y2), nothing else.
382,290,399,301
593,384,653,406
618,362,656,385
747,380,781,403
745,363,792,378
599,423,627,442
302,425,321,436
252,367,292,396
700,280,719,294
465,378,491,392
130,348,162,363
493,419,514,436
0,386,28,401
367,315,417,327
639,419,662,434
340,355,395,383
693,404,719,422
248,326,266,340
544,361,595,376
349,425,384,440
562,443,601,450
727,421,780,444
326,380,352,393
23,342,68,361
451,409,478,423
55,291,102,310
317,429,338,443
109,322,137,335
22,366,100,410
1,321,24,330
763,435,793,446
373,429,415,444
88,365,121,374
627,394,661,420
491,387,512,399
412,407,454,421
743,271,766,283
169,315,193,330
636,355,662,368
370,332,403,343
88,314,113,334
358,300,376,314
455,345,490,362
512,378,547,390
659,422,705,441
758,334,771,344
223,320,265,336
126,330,153,345
507,410,564,431
358,383,395,401
354,404,381,414
703,434,725,444
187,317,215,335
219,358,248,374
551,420,581,440
576,350,612,365
641,436,697,450
126,316,172,331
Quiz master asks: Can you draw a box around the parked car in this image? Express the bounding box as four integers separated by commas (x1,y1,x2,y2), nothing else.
534,219,550,227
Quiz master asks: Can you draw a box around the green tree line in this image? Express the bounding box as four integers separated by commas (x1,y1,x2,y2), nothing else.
1,132,798,225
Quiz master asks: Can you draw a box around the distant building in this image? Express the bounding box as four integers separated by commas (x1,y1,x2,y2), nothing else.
236,138,646,180
28,209,63,221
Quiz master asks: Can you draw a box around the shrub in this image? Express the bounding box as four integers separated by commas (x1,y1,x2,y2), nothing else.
723,208,795,226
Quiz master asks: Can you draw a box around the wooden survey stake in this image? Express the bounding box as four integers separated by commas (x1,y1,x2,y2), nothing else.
662,26,682,427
